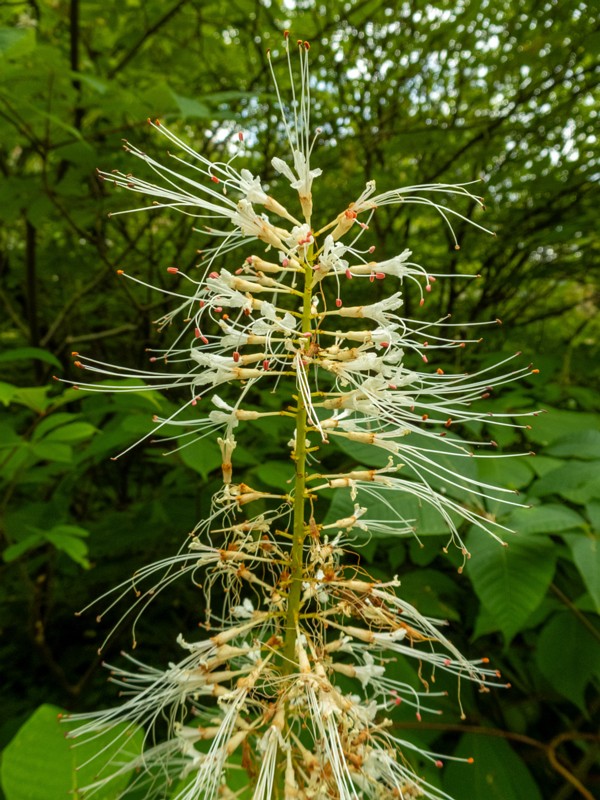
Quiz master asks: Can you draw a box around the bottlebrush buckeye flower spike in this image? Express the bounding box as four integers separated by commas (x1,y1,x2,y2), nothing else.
65,34,540,800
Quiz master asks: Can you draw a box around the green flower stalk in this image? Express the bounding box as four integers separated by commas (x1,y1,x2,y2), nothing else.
66,34,540,800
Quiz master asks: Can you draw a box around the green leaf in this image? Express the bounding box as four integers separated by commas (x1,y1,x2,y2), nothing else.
29,440,73,463
546,429,600,460
564,533,600,613
171,90,212,119
0,704,143,800
465,528,556,642
443,733,542,800
44,526,90,568
178,438,222,480
42,421,98,443
0,28,36,59
505,504,585,535
536,613,600,709
3,533,45,563
0,382,18,407
253,460,293,491
526,408,600,447
529,461,600,504
12,386,52,413
0,347,62,370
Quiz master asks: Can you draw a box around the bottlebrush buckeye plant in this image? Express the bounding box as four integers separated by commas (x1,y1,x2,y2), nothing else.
66,34,540,800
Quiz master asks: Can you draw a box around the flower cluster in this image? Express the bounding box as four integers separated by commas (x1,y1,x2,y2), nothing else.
66,34,539,800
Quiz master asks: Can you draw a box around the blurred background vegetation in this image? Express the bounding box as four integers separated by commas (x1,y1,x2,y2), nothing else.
0,0,599,798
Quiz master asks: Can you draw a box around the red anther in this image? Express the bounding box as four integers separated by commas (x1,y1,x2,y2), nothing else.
74,361,83,369
436,368,444,375
304,40,310,50
335,298,343,308
369,273,375,283
416,712,422,722
496,318,503,325
116,269,124,275
214,306,223,313
201,335,209,345
481,657,490,664
283,30,290,39
235,268,243,275
149,357,157,362
345,269,353,279
282,258,289,267
368,245,376,253
459,342,466,348
167,267,179,274
419,298,425,307
209,271,219,279
152,415,159,422
467,758,475,764
71,351,79,356
426,284,432,292
359,222,369,230
238,131,244,141
232,352,240,363
454,244,460,250
199,300,205,308
222,313,229,320
423,341,428,347
490,440,498,447
515,349,522,356
211,175,219,183
422,354,428,363
146,117,152,125
375,272,385,280
531,368,540,374
380,342,389,348
429,276,437,282
344,209,357,219
394,697,401,706
481,392,490,399
191,398,197,406
435,760,443,769
443,658,451,666
421,414,429,421
445,418,452,427
388,383,397,390
263,360,270,370
243,308,251,316
194,327,201,338
52,375,59,381
246,256,253,264
154,118,161,126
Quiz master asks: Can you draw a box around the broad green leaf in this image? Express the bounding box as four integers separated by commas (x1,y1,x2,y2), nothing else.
0,704,143,800
32,412,80,440
465,528,556,642
0,28,36,59
443,733,542,800
525,408,600,447
45,528,90,568
29,440,73,463
529,460,600,504
546,429,600,460
171,90,212,119
179,438,222,480
3,533,45,563
253,460,293,491
536,613,600,709
505,504,585,535
0,381,17,406
42,421,98,443
12,386,51,413
564,533,600,613
0,347,62,370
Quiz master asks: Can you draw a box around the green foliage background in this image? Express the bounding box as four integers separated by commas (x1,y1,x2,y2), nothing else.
0,1,598,798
